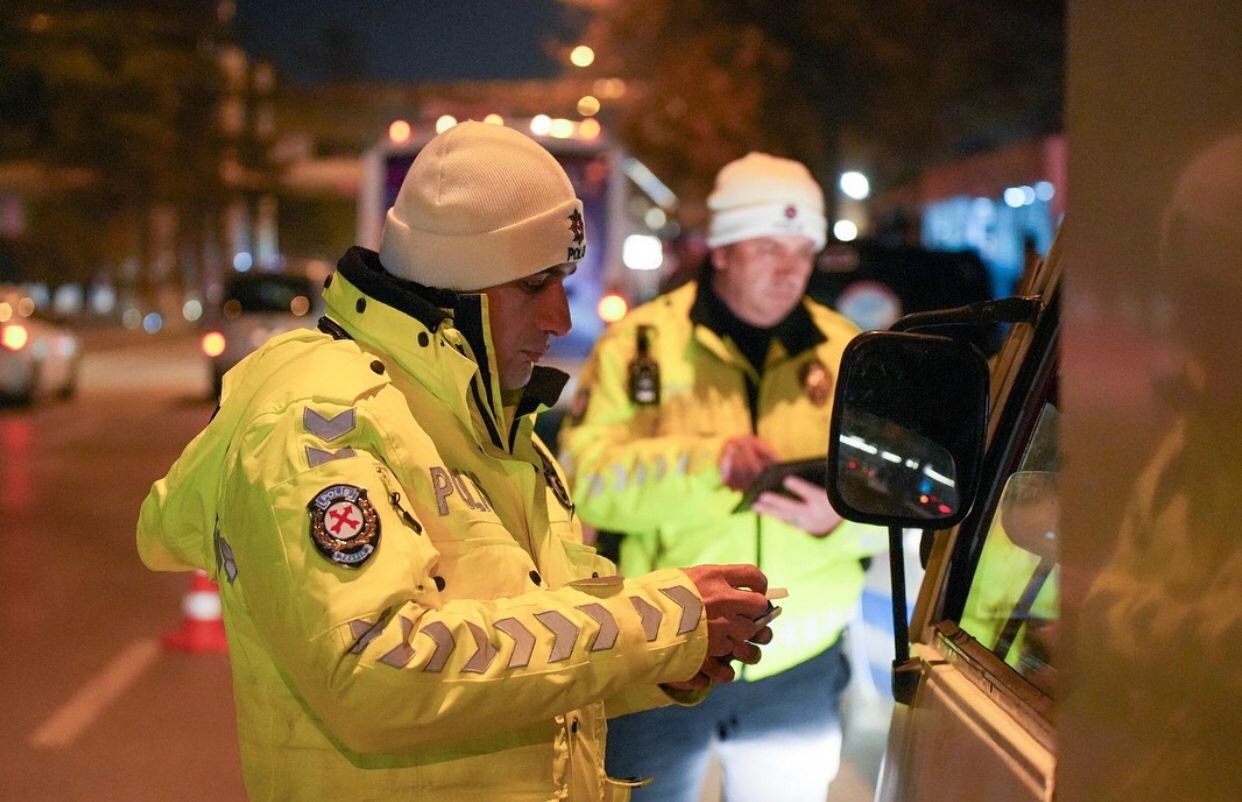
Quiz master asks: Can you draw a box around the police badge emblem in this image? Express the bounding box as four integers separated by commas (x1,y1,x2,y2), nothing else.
308,484,380,567
799,359,834,406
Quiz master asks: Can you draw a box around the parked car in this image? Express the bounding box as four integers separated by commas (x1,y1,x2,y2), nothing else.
0,294,82,405
201,273,320,397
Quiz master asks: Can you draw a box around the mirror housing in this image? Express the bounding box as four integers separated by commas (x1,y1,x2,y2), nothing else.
826,331,990,530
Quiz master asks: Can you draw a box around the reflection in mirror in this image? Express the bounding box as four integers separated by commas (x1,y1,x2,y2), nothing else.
828,332,988,527
837,407,959,520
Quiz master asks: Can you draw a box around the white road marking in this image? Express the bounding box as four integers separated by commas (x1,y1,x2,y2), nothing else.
29,638,161,749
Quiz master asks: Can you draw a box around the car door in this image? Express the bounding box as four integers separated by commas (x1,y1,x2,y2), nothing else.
873,240,1062,802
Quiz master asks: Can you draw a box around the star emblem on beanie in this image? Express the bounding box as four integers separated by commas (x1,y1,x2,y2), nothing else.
568,208,585,245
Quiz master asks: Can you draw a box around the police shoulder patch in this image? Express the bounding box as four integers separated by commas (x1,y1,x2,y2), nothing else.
307,484,380,568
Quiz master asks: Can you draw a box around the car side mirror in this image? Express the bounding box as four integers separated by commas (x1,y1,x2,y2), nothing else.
826,331,989,529
825,331,990,704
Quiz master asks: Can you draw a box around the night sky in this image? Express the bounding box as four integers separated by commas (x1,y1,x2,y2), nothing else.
234,0,582,85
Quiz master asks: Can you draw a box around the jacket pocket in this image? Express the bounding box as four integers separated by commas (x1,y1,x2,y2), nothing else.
430,534,537,600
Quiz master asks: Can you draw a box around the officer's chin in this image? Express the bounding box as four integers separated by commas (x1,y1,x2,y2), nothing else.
499,362,536,393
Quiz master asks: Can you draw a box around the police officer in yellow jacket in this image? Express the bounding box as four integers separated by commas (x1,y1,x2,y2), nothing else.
560,153,885,802
137,122,775,801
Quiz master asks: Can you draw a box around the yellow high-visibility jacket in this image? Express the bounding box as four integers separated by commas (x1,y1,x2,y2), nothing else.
137,248,707,801
560,280,885,680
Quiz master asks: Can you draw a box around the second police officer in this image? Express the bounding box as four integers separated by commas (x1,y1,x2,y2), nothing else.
561,152,886,802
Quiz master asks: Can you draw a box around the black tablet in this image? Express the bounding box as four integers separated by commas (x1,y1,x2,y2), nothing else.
731,458,827,513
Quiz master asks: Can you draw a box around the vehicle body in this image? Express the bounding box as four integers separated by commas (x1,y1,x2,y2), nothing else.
201,272,320,397
827,243,1060,801
0,290,81,405
824,4,1240,798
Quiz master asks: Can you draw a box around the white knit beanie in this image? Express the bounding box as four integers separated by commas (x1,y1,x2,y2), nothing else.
706,152,827,250
379,121,586,291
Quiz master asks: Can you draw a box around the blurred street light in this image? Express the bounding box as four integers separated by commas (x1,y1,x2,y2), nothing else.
593,78,627,99
833,220,859,241
484,113,505,126
623,234,663,271
577,95,601,117
839,171,871,200
550,118,575,139
388,119,412,144
435,115,458,134
597,293,629,322
530,114,553,136
570,45,596,68
579,118,602,140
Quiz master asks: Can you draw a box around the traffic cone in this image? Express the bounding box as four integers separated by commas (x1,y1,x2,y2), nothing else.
161,569,228,653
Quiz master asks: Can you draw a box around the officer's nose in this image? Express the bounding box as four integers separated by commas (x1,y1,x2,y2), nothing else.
539,281,572,337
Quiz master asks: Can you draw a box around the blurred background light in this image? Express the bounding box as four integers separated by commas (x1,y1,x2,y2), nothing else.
435,114,458,134
644,207,667,230
388,119,412,144
623,234,663,271
833,220,859,242
570,45,595,68
530,114,552,136
1035,180,1056,201
549,118,575,139
483,113,504,126
577,95,601,117
1003,187,1026,208
2,323,28,351
182,299,203,322
201,331,227,358
290,295,311,316
579,118,601,139
142,312,164,334
90,286,117,316
597,292,628,323
839,171,871,200
593,78,627,99
233,251,253,272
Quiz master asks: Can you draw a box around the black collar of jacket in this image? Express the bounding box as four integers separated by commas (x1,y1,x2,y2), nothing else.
688,258,827,357
336,246,455,331
334,246,567,428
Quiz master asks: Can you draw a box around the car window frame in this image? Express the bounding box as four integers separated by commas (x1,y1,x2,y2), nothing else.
906,255,1062,741
939,286,1060,626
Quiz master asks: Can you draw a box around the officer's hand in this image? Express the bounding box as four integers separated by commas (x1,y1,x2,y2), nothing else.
676,564,770,687
751,475,844,536
661,621,775,692
719,436,780,491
